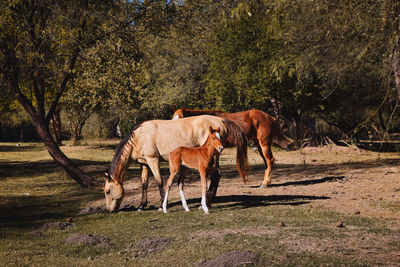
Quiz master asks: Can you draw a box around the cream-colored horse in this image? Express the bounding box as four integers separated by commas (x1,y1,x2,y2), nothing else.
104,115,248,212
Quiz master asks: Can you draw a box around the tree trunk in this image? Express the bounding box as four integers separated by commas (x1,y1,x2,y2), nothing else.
72,120,85,146
52,106,62,145
33,115,97,187
393,34,400,102
270,97,285,129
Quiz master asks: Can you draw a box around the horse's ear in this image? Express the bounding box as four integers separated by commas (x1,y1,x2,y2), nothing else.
104,172,112,182
209,126,214,133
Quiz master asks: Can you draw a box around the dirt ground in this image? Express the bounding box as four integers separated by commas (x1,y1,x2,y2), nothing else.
115,145,400,221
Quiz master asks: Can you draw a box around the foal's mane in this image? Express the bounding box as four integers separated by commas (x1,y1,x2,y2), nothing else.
109,124,141,183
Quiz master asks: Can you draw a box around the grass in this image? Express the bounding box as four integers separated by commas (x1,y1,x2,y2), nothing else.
0,141,399,266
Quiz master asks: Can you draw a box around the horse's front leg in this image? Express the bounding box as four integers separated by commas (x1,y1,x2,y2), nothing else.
206,154,221,206
138,164,149,210
146,157,165,210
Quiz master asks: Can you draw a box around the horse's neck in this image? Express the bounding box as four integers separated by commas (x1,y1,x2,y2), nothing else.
110,141,135,183
202,138,218,159
112,157,132,184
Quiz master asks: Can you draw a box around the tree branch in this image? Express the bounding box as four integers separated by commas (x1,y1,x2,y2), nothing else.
45,46,80,124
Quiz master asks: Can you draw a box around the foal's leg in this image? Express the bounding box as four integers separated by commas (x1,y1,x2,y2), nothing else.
138,164,149,210
199,168,209,214
178,167,190,212
162,165,180,213
146,157,165,209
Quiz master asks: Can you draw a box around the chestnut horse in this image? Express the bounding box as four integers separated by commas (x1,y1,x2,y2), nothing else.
162,127,224,214
104,115,247,212
172,108,292,187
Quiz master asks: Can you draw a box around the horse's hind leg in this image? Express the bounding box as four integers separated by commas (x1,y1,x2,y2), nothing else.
138,164,149,210
146,157,165,209
255,140,268,166
260,143,274,188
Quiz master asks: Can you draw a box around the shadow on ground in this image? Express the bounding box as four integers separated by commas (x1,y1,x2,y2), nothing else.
167,194,329,210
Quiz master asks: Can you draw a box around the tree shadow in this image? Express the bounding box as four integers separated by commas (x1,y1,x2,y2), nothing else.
0,145,40,152
0,158,121,180
219,158,400,181
0,189,101,231
248,176,346,188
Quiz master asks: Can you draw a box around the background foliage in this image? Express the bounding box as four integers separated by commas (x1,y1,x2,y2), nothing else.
2,0,400,143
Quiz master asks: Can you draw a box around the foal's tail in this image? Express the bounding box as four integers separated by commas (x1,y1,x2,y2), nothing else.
223,119,248,183
271,118,293,149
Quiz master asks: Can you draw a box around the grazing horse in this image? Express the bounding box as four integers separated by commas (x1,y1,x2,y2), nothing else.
163,127,224,214
172,108,292,188
104,115,248,212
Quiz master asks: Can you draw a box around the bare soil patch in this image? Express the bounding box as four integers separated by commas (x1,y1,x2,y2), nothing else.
65,233,112,247
196,250,259,267
279,230,400,265
79,203,136,215
127,237,170,257
190,226,277,240
41,221,74,230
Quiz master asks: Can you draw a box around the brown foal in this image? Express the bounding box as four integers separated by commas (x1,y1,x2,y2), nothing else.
162,127,224,214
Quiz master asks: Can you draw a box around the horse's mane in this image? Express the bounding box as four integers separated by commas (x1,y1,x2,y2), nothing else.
109,124,142,182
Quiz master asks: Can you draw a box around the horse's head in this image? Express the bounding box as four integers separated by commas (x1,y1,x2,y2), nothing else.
172,108,184,120
104,173,124,212
209,127,224,153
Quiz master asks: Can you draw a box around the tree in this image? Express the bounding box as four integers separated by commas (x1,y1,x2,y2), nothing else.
204,0,400,141
0,0,159,187
284,0,400,138
137,0,242,118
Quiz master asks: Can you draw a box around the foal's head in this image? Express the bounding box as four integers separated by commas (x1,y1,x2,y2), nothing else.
208,127,224,153
104,173,124,212
172,108,184,120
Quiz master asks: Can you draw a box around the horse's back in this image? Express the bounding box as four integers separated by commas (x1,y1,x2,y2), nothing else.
134,116,226,160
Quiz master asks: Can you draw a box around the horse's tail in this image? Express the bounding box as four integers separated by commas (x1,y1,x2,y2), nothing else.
271,118,292,149
222,119,248,183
